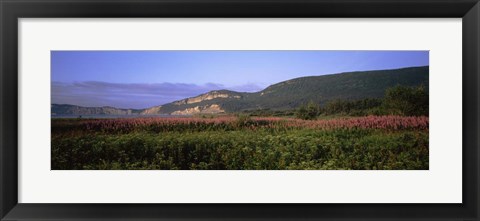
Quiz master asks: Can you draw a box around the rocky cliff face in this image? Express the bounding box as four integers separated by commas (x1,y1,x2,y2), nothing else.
173,90,241,105
140,106,162,115
171,104,224,115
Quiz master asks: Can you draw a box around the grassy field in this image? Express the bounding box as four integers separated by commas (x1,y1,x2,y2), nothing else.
51,115,428,170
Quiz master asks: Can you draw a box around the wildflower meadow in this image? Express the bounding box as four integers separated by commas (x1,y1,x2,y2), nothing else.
52,115,428,170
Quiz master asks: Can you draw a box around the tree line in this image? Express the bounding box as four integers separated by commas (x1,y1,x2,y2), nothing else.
295,85,428,120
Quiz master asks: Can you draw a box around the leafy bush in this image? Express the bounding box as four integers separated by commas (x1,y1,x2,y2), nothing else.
235,114,253,127
295,101,320,120
383,85,428,116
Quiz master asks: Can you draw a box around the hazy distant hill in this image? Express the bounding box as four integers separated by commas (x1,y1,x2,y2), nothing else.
51,104,142,116
52,66,429,116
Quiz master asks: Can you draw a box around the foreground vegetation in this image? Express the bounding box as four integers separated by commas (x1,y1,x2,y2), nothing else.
52,115,428,170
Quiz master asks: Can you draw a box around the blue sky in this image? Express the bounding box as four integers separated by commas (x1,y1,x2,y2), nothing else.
51,50,429,109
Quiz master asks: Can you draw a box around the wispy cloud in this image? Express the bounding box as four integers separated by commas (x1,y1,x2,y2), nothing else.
52,81,264,109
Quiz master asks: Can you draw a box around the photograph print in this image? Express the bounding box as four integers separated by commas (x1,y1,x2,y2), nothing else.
51,50,429,170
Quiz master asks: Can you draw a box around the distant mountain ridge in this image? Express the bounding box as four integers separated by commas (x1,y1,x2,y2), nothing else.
51,104,142,116
52,66,429,116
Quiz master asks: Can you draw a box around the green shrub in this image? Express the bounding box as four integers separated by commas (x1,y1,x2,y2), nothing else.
383,85,428,116
296,101,320,120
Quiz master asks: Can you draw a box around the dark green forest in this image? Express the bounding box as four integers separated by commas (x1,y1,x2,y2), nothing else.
295,85,428,120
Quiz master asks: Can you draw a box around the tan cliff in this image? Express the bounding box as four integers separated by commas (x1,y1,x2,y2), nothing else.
174,91,241,105
140,105,162,115
171,104,225,115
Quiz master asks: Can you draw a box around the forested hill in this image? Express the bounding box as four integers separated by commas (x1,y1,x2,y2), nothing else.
151,66,429,114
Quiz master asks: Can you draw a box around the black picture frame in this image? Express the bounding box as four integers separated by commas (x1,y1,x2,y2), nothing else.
1,0,479,220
